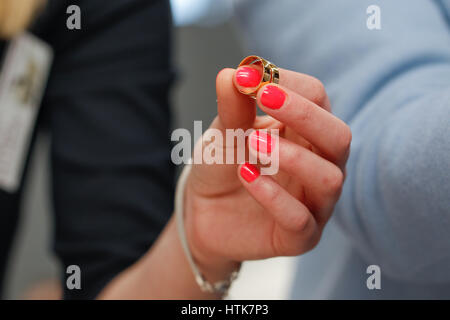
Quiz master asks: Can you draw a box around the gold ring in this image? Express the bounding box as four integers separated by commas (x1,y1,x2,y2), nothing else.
237,55,280,97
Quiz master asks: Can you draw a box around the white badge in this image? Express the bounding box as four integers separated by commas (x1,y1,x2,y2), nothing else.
0,33,53,193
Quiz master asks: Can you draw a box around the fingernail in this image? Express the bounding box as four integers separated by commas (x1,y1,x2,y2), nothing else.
260,85,286,109
249,130,274,154
235,66,262,88
240,163,260,183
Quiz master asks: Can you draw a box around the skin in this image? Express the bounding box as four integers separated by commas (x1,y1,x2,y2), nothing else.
99,67,352,299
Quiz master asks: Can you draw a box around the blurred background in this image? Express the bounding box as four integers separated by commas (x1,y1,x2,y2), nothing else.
3,0,298,299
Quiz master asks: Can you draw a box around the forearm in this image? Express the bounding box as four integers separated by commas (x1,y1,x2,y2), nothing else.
234,0,450,281
98,216,234,299
336,86,450,282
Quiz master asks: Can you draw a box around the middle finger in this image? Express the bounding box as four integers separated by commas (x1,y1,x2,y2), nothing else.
255,83,351,165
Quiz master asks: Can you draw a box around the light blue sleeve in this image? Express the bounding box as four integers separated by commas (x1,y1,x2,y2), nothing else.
235,0,450,282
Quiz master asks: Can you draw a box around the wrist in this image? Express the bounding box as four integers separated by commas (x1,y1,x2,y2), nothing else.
190,240,241,284
184,180,241,283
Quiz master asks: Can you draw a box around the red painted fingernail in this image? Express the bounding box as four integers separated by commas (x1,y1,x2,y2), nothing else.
235,66,262,88
260,85,286,109
250,130,274,154
240,163,260,183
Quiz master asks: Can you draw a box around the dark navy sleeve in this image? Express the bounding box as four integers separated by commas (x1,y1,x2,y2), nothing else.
36,0,175,299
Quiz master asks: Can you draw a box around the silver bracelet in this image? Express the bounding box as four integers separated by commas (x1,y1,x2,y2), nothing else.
175,161,239,297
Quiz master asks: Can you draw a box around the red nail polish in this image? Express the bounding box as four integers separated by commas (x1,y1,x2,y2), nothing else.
260,85,286,109
250,130,274,154
240,163,260,183
236,66,262,88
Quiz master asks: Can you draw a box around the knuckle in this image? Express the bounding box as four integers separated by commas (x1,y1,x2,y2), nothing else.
295,100,313,123
266,183,283,205
284,143,304,165
323,169,344,196
309,77,327,106
338,124,353,153
292,212,311,232
291,226,320,256
306,231,322,252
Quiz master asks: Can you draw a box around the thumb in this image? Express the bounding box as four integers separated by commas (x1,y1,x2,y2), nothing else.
188,68,256,195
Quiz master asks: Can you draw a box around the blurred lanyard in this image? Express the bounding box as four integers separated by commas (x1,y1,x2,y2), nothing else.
0,33,53,193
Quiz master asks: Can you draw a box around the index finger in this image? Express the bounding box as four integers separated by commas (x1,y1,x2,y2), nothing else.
217,68,256,132
234,66,331,111
278,68,331,111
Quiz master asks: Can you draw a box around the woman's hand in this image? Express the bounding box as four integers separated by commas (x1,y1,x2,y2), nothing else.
99,66,352,299
184,67,352,279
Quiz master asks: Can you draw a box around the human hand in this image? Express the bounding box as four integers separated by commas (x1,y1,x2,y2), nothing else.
184,65,352,278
